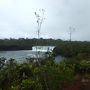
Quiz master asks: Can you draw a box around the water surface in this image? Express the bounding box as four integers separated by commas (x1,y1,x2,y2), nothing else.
0,50,37,61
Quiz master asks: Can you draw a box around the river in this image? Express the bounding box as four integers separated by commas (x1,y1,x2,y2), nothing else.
0,50,45,62
0,46,63,63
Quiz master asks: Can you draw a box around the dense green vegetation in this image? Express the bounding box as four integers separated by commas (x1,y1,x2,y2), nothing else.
0,38,62,51
0,57,90,90
53,41,90,59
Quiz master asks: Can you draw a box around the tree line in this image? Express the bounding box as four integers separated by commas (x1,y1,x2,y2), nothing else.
0,38,62,51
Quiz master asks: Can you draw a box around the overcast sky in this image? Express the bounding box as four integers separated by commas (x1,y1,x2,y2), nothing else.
0,0,90,41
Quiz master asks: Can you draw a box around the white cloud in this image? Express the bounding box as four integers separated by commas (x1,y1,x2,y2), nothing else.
0,0,90,41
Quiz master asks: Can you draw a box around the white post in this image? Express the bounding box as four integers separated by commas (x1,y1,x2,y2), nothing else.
35,9,45,61
69,27,75,41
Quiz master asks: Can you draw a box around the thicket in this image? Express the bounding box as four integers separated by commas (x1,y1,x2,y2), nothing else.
53,41,90,59
0,57,90,90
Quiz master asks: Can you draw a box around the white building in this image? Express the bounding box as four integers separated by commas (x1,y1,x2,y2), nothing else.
32,46,55,52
